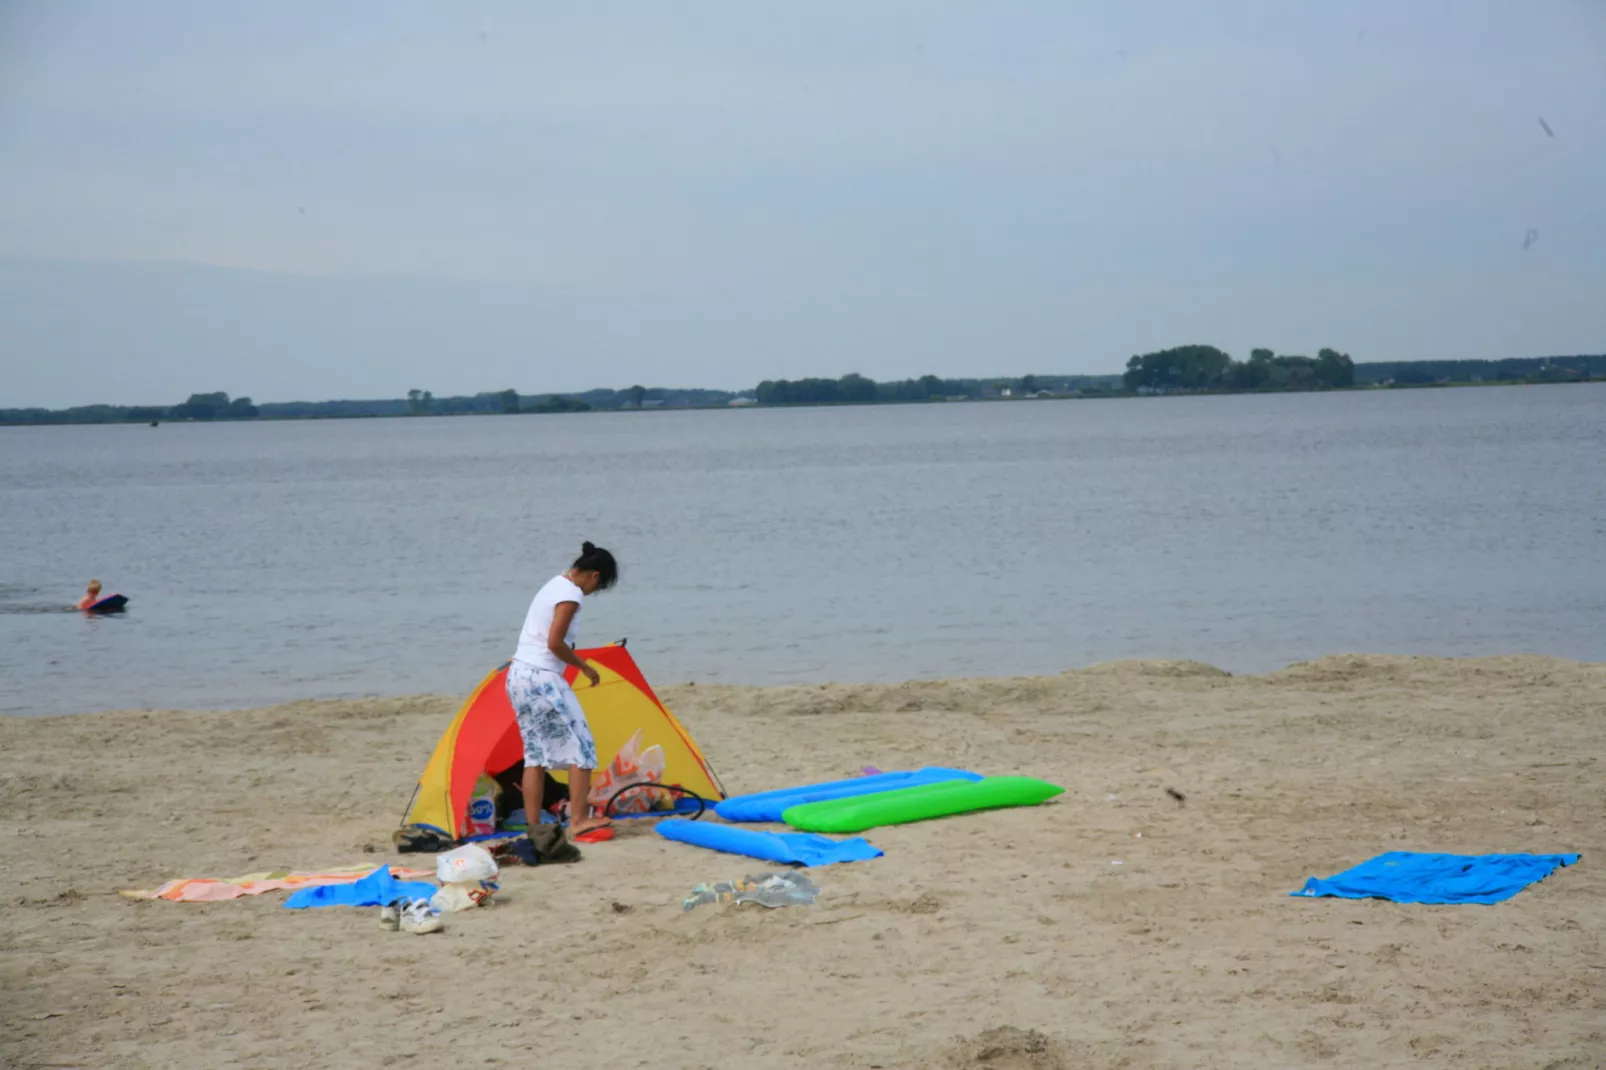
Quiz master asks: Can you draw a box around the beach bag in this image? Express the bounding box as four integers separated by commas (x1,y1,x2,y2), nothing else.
588,729,668,815
434,843,499,884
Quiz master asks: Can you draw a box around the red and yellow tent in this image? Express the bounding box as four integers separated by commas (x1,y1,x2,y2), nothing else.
405,644,724,838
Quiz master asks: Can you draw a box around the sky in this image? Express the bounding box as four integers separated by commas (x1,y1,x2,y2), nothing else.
1,1,1603,408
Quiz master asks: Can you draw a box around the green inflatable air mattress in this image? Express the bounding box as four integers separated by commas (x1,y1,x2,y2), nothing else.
781,775,1064,833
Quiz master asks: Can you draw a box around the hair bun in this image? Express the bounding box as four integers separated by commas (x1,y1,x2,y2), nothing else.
581,540,596,554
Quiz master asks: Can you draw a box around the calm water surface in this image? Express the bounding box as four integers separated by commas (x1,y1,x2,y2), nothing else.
3,384,1603,716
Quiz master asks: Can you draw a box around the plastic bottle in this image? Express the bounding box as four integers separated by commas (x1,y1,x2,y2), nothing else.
681,871,820,912
465,775,500,837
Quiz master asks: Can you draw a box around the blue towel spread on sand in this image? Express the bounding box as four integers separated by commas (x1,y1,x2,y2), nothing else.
283,865,437,909
657,819,883,867
1292,851,1579,905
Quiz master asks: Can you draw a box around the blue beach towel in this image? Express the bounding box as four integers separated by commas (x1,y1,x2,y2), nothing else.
1293,851,1579,905
283,865,438,909
658,819,883,867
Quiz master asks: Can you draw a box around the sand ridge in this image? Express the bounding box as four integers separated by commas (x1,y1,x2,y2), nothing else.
2,655,1602,1068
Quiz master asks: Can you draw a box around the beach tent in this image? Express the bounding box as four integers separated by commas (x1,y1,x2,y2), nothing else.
404,644,725,838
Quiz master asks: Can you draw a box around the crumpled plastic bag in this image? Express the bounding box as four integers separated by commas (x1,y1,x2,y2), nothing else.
588,728,668,815
435,843,498,884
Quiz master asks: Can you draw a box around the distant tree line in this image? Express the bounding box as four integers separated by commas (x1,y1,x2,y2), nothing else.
257,398,411,418
251,386,722,419
7,354,1601,425
394,388,590,416
170,391,261,419
1353,355,1606,385
756,374,878,405
593,385,737,409
752,373,1120,406
1122,346,1355,393
0,392,260,425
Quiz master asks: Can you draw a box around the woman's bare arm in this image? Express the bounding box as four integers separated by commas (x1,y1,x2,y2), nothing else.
547,601,598,685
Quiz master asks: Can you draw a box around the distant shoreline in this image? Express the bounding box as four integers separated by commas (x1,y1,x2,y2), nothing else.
6,375,1605,428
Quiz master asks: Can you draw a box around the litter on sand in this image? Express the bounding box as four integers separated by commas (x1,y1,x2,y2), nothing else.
1293,851,1580,905
682,871,820,912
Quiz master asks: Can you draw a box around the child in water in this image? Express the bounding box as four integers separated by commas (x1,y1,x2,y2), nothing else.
77,579,102,610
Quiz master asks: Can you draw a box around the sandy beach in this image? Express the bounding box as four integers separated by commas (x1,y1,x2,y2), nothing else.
2,654,1602,1069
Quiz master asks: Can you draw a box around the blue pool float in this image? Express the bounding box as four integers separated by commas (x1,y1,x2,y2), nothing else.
657,819,882,867
713,767,982,823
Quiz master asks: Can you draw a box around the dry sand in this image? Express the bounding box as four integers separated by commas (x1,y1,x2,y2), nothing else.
2,655,1603,1069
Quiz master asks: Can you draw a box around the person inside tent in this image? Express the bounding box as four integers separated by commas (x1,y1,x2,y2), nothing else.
77,579,103,610
508,541,619,837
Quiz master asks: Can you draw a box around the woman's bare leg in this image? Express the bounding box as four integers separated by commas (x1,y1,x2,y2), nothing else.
521,764,547,828
567,766,612,832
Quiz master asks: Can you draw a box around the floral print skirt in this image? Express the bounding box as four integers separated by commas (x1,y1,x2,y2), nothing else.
506,660,598,770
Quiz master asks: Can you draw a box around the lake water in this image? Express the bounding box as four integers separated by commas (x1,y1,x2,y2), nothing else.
2,384,1603,716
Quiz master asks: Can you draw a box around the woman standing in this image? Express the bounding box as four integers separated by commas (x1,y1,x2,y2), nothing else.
508,541,618,836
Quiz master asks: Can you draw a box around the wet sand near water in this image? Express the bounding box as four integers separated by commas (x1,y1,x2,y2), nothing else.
2,655,1603,1068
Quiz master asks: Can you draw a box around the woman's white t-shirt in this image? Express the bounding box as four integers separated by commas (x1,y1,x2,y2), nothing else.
512,574,584,673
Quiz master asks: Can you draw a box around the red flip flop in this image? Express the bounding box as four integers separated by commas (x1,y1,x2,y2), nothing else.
573,827,615,844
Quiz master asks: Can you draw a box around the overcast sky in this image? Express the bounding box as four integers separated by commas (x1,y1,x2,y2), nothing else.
2,1,1603,407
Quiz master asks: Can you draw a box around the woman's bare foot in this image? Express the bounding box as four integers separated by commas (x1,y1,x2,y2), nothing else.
570,816,613,835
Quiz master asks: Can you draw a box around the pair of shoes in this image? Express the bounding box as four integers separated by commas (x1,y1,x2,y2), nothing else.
379,897,442,935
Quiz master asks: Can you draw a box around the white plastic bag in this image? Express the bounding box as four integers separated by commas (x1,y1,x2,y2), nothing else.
588,729,668,816
434,843,498,884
